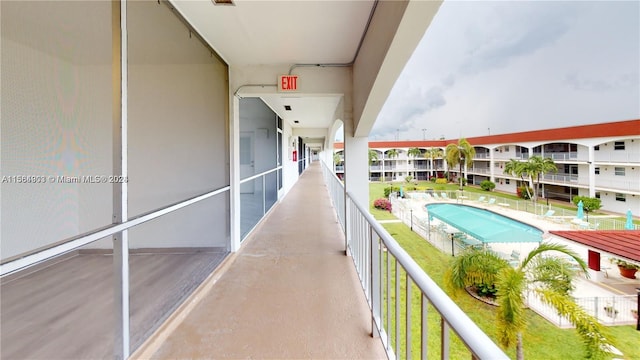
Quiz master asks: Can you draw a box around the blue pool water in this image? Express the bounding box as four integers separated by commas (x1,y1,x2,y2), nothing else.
426,203,543,243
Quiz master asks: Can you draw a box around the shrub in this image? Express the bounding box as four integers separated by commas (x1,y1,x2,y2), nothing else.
517,186,533,200
373,198,392,212
404,185,416,191
383,186,400,198
405,175,413,183
435,178,448,184
480,180,496,191
429,177,436,182
476,283,498,298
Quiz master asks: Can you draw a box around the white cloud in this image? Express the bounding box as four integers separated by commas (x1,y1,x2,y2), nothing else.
371,1,640,140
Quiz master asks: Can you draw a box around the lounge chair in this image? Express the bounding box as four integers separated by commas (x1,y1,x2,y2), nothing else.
441,192,449,200
487,198,496,205
539,210,555,219
477,196,486,203
432,193,440,200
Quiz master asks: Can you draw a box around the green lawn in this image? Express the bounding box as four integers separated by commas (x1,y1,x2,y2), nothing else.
368,182,640,359
381,222,640,360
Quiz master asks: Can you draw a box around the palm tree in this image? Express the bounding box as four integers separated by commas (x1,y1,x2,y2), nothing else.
368,149,379,181
446,244,612,360
386,148,398,182
503,156,557,203
503,159,532,200
445,138,476,189
407,147,421,180
426,147,443,179
526,156,557,203
333,152,342,172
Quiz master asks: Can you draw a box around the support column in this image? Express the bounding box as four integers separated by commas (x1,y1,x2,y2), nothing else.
489,147,495,183
588,145,596,198
229,94,241,252
344,136,369,206
344,114,369,255
112,1,130,358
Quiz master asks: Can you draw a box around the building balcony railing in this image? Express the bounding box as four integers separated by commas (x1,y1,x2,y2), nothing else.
595,178,640,193
594,152,640,164
543,173,579,184
469,168,491,175
322,163,508,360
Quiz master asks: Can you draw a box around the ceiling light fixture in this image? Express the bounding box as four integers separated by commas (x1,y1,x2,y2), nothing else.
284,105,292,111
294,120,299,124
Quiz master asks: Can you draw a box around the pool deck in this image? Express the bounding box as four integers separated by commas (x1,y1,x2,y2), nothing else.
400,196,640,298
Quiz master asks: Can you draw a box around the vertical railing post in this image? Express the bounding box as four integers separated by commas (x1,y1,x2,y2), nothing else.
406,276,412,360
421,294,428,360
371,229,381,337
441,319,450,360
262,175,266,215
345,196,351,255
112,1,130,358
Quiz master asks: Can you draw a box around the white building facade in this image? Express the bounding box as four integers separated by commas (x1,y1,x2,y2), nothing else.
335,119,640,216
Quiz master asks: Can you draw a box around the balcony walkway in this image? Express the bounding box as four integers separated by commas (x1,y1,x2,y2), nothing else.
138,162,386,359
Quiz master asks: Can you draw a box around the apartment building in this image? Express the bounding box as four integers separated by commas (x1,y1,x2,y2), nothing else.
335,119,640,216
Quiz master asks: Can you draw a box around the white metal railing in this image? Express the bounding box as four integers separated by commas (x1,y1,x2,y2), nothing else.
0,186,231,276
322,163,345,231
543,173,579,184
321,161,508,360
527,293,638,328
396,190,638,231
594,152,640,164
239,166,283,239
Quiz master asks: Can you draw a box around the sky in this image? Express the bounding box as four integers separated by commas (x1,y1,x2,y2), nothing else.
367,0,640,141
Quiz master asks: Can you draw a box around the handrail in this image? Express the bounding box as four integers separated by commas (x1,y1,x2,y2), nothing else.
239,166,282,184
346,191,509,359
1,185,231,276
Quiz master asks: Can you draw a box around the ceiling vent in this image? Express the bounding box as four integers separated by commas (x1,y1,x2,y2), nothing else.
212,0,234,5
284,105,292,111
294,120,300,124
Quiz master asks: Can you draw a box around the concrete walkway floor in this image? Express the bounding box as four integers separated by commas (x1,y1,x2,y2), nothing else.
136,162,386,359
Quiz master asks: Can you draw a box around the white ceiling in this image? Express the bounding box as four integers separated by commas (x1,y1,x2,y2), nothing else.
171,0,376,139
170,0,375,66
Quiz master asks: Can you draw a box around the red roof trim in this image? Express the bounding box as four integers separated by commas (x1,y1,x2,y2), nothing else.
333,119,640,149
549,230,640,263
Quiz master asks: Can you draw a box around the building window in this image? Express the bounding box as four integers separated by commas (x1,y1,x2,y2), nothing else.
595,192,600,199
505,179,510,184
615,193,626,202
594,145,600,151
614,167,625,176
595,167,600,175
614,141,625,150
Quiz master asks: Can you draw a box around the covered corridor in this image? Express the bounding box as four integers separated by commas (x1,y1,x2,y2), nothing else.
135,162,386,359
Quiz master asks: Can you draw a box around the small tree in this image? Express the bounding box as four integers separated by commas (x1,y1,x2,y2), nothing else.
446,244,614,360
445,138,476,190
368,149,379,181
386,149,399,182
407,147,422,180
572,196,602,221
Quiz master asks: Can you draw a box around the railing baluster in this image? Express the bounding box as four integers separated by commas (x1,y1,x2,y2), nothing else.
395,258,400,357
441,319,450,360
406,275,412,360
321,161,508,360
421,294,428,360
386,245,391,352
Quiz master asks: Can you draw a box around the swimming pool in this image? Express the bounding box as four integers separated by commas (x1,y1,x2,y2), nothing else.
426,203,543,243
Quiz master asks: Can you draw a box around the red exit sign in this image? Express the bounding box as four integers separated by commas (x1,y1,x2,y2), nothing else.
278,75,298,91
